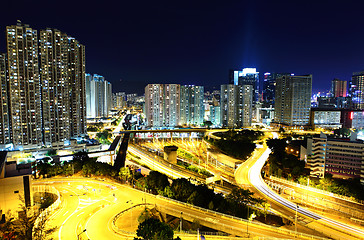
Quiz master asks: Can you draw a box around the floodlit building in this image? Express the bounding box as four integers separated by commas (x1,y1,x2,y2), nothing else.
274,74,312,126
180,85,204,126
144,84,180,128
229,68,259,104
221,84,253,128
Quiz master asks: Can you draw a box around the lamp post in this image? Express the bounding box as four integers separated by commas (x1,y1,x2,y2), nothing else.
126,200,133,229
295,204,299,236
77,229,86,240
246,206,249,237
180,212,183,233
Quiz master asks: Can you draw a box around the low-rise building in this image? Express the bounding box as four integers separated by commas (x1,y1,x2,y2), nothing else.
0,151,33,218
307,133,364,184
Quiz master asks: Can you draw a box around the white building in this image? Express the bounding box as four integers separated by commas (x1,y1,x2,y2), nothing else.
85,74,112,118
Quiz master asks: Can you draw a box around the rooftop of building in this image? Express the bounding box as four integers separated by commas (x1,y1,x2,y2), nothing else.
312,132,364,144
5,161,32,178
0,151,7,177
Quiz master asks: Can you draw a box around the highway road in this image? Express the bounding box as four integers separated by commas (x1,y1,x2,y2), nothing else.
132,130,364,239
36,178,328,240
235,132,364,240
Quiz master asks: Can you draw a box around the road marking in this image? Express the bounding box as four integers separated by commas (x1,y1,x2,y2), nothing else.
63,211,69,217
76,211,84,218
59,188,80,240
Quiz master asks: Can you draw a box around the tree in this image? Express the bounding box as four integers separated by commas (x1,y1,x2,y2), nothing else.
227,187,255,205
145,171,169,194
96,130,112,144
134,218,175,240
170,178,195,202
46,149,57,157
119,167,132,183
3,196,57,240
203,121,213,129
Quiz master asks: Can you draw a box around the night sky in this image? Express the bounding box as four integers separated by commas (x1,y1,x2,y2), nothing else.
1,1,364,95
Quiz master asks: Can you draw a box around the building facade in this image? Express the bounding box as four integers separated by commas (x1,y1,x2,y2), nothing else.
6,23,43,148
0,54,10,146
180,85,204,126
144,84,180,128
1,23,87,149
332,78,347,98
85,74,112,118
113,92,126,109
39,29,71,146
350,71,364,109
274,75,312,126
229,68,259,104
307,133,364,184
164,84,180,127
221,84,252,128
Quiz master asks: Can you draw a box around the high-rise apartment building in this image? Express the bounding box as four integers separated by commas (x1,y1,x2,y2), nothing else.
113,92,126,109
145,84,180,128
39,28,86,144
0,54,10,145
68,38,87,138
145,84,163,127
221,84,252,128
210,106,221,127
274,74,312,126
39,29,70,146
1,23,87,149
180,85,204,126
331,78,347,98
85,74,112,118
164,84,180,127
6,23,42,148
229,68,259,104
350,71,364,109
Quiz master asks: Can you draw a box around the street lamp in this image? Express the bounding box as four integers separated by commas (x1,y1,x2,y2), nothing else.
77,229,86,240
180,212,183,233
126,200,133,229
295,204,299,236
246,206,249,237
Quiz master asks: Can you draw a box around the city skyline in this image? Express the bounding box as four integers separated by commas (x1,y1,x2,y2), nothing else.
1,1,364,94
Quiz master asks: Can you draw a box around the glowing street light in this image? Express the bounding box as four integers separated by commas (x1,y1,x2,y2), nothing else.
126,200,133,229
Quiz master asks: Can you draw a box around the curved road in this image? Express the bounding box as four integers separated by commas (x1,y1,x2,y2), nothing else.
235,132,364,240
36,178,325,239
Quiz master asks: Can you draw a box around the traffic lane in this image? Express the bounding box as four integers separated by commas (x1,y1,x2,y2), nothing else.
248,149,364,240
113,184,312,239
